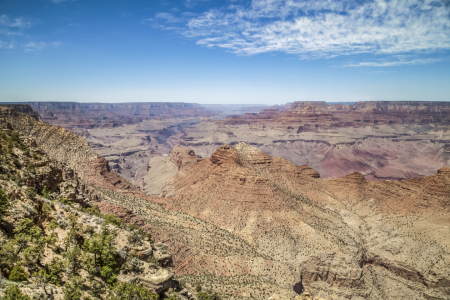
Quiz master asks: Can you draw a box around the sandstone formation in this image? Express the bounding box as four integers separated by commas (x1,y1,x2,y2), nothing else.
17,101,450,187
2,104,450,300
17,101,221,192
180,101,450,181
156,143,450,299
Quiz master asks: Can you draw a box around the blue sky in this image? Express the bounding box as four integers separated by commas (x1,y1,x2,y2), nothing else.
1,0,449,104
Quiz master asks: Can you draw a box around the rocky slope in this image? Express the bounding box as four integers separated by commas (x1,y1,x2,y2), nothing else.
2,105,450,300
0,105,293,299
156,143,450,300
17,102,219,191
0,105,138,192
180,101,450,181
0,117,188,299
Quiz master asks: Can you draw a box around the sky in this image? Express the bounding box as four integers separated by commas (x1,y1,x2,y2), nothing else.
0,0,449,104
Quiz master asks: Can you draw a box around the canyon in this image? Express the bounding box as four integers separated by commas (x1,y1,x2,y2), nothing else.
1,104,450,299
23,101,450,193
180,101,450,182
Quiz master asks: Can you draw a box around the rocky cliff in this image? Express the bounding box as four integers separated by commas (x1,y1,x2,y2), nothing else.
0,116,187,299
23,101,216,130
2,105,450,300
157,143,450,299
180,101,450,181
0,106,138,192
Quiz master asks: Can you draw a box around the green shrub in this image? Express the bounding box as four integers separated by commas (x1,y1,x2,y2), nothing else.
9,265,28,282
63,276,83,300
57,198,72,207
195,282,203,292
0,187,10,221
43,257,64,285
26,163,36,174
24,187,36,200
89,279,104,298
82,205,101,216
197,291,221,300
48,219,58,233
110,282,158,300
103,214,122,227
1,285,31,300
63,246,82,276
41,202,52,218
13,158,22,169
41,186,50,199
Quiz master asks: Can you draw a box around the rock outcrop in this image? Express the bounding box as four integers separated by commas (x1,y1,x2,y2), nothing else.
3,105,450,300
180,101,450,181
157,142,450,299
0,119,179,299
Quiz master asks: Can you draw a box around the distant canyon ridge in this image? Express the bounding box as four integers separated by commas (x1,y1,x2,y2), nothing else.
18,101,450,195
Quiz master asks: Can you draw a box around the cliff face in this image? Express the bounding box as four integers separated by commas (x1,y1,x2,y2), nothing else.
0,106,138,192
180,101,450,181
0,104,40,121
223,101,450,130
158,143,450,299
3,105,450,299
23,101,215,130
0,118,184,300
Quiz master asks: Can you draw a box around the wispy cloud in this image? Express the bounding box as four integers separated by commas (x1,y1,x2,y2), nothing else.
0,14,32,36
153,0,450,64
0,40,15,49
24,41,47,52
155,13,183,23
1,14,62,53
52,41,63,47
185,0,210,8
347,57,443,67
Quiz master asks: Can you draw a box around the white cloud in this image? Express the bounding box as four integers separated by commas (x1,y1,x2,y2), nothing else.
52,41,63,47
155,13,183,23
0,15,32,36
24,42,47,52
0,40,15,49
185,0,210,8
157,0,450,63
346,57,443,67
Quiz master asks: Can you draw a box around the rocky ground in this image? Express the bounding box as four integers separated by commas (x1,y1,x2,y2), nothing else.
155,143,450,299
2,105,450,300
0,116,193,299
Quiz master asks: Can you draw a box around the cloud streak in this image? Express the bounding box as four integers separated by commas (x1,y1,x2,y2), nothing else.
0,14,32,36
346,57,444,67
24,41,47,52
154,0,450,64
